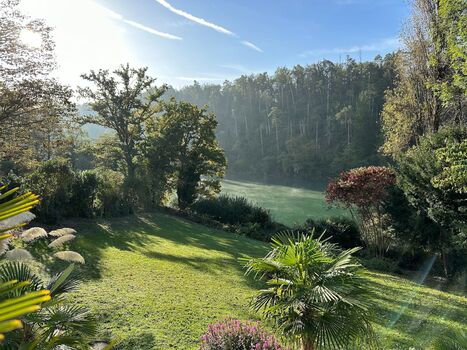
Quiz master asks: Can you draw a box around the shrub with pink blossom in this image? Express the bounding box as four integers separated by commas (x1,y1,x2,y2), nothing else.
199,318,286,350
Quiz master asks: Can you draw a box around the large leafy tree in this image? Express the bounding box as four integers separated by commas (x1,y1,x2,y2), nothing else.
146,98,226,209
396,126,467,275
78,64,167,209
381,0,465,157
0,0,75,170
245,232,375,350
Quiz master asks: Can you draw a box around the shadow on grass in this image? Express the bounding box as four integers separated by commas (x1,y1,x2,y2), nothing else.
64,212,268,287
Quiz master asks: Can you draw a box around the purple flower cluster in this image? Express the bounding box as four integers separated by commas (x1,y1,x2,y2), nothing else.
199,318,286,350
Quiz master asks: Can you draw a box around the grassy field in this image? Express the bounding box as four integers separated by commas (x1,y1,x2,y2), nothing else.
221,180,346,226
70,213,466,350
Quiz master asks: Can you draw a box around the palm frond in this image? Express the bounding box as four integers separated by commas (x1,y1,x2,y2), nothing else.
53,251,85,264
48,228,76,237
20,227,48,243
48,234,75,249
4,249,34,261
0,262,44,296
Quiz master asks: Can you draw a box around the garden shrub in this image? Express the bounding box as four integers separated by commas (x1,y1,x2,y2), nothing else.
25,158,75,223
298,216,363,249
94,169,131,217
200,318,286,350
191,195,272,228
69,170,100,218
361,256,400,274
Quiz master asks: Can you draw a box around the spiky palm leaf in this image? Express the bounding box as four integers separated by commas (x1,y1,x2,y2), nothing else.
0,262,43,296
48,234,75,248
0,280,50,342
245,230,375,350
53,251,85,264
0,186,39,230
21,227,48,242
47,264,80,296
48,228,76,237
4,248,34,261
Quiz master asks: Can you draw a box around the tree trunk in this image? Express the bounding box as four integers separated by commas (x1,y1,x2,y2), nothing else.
302,339,315,350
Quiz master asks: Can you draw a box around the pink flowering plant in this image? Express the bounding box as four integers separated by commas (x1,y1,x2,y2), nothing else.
199,318,287,350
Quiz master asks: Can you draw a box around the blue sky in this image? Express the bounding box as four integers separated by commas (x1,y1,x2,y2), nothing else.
21,0,409,88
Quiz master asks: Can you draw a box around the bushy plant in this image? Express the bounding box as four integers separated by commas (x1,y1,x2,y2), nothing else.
94,169,130,217
25,159,75,223
69,170,100,218
299,216,362,249
326,166,396,257
192,195,272,228
200,318,286,350
245,232,375,350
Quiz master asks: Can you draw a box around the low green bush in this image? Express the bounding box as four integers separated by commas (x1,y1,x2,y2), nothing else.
191,195,273,228
361,256,401,274
297,216,363,249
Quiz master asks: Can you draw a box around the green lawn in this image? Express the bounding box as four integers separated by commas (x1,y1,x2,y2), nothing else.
221,180,346,226
70,213,466,350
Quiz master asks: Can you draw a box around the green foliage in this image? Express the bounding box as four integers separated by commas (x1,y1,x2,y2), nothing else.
171,56,396,182
70,212,466,349
432,139,467,194
25,158,74,223
396,126,467,275
381,0,465,157
78,64,167,211
69,170,100,218
146,98,226,209
435,0,467,110
191,195,272,229
298,216,362,249
397,126,466,236
245,232,375,349
0,262,96,349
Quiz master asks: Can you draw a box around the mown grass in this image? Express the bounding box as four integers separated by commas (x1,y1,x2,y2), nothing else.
70,213,466,350
221,180,347,226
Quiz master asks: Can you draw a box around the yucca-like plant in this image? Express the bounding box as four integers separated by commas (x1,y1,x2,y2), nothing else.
0,186,50,342
245,231,376,350
0,262,96,349
0,185,94,348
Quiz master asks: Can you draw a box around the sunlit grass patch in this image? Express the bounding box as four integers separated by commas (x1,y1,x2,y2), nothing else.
69,213,466,349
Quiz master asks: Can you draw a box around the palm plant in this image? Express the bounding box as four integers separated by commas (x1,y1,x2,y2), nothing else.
245,231,375,350
0,184,95,348
0,262,96,349
0,186,49,342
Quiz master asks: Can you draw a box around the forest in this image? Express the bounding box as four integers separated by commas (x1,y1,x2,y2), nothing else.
0,0,466,349
170,55,396,183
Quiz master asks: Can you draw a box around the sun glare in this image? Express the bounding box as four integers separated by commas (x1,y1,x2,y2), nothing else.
19,28,42,48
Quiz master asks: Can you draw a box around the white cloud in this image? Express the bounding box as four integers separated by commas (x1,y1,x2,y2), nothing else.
154,0,235,36
122,19,182,40
153,0,263,53
300,37,400,58
241,41,263,53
